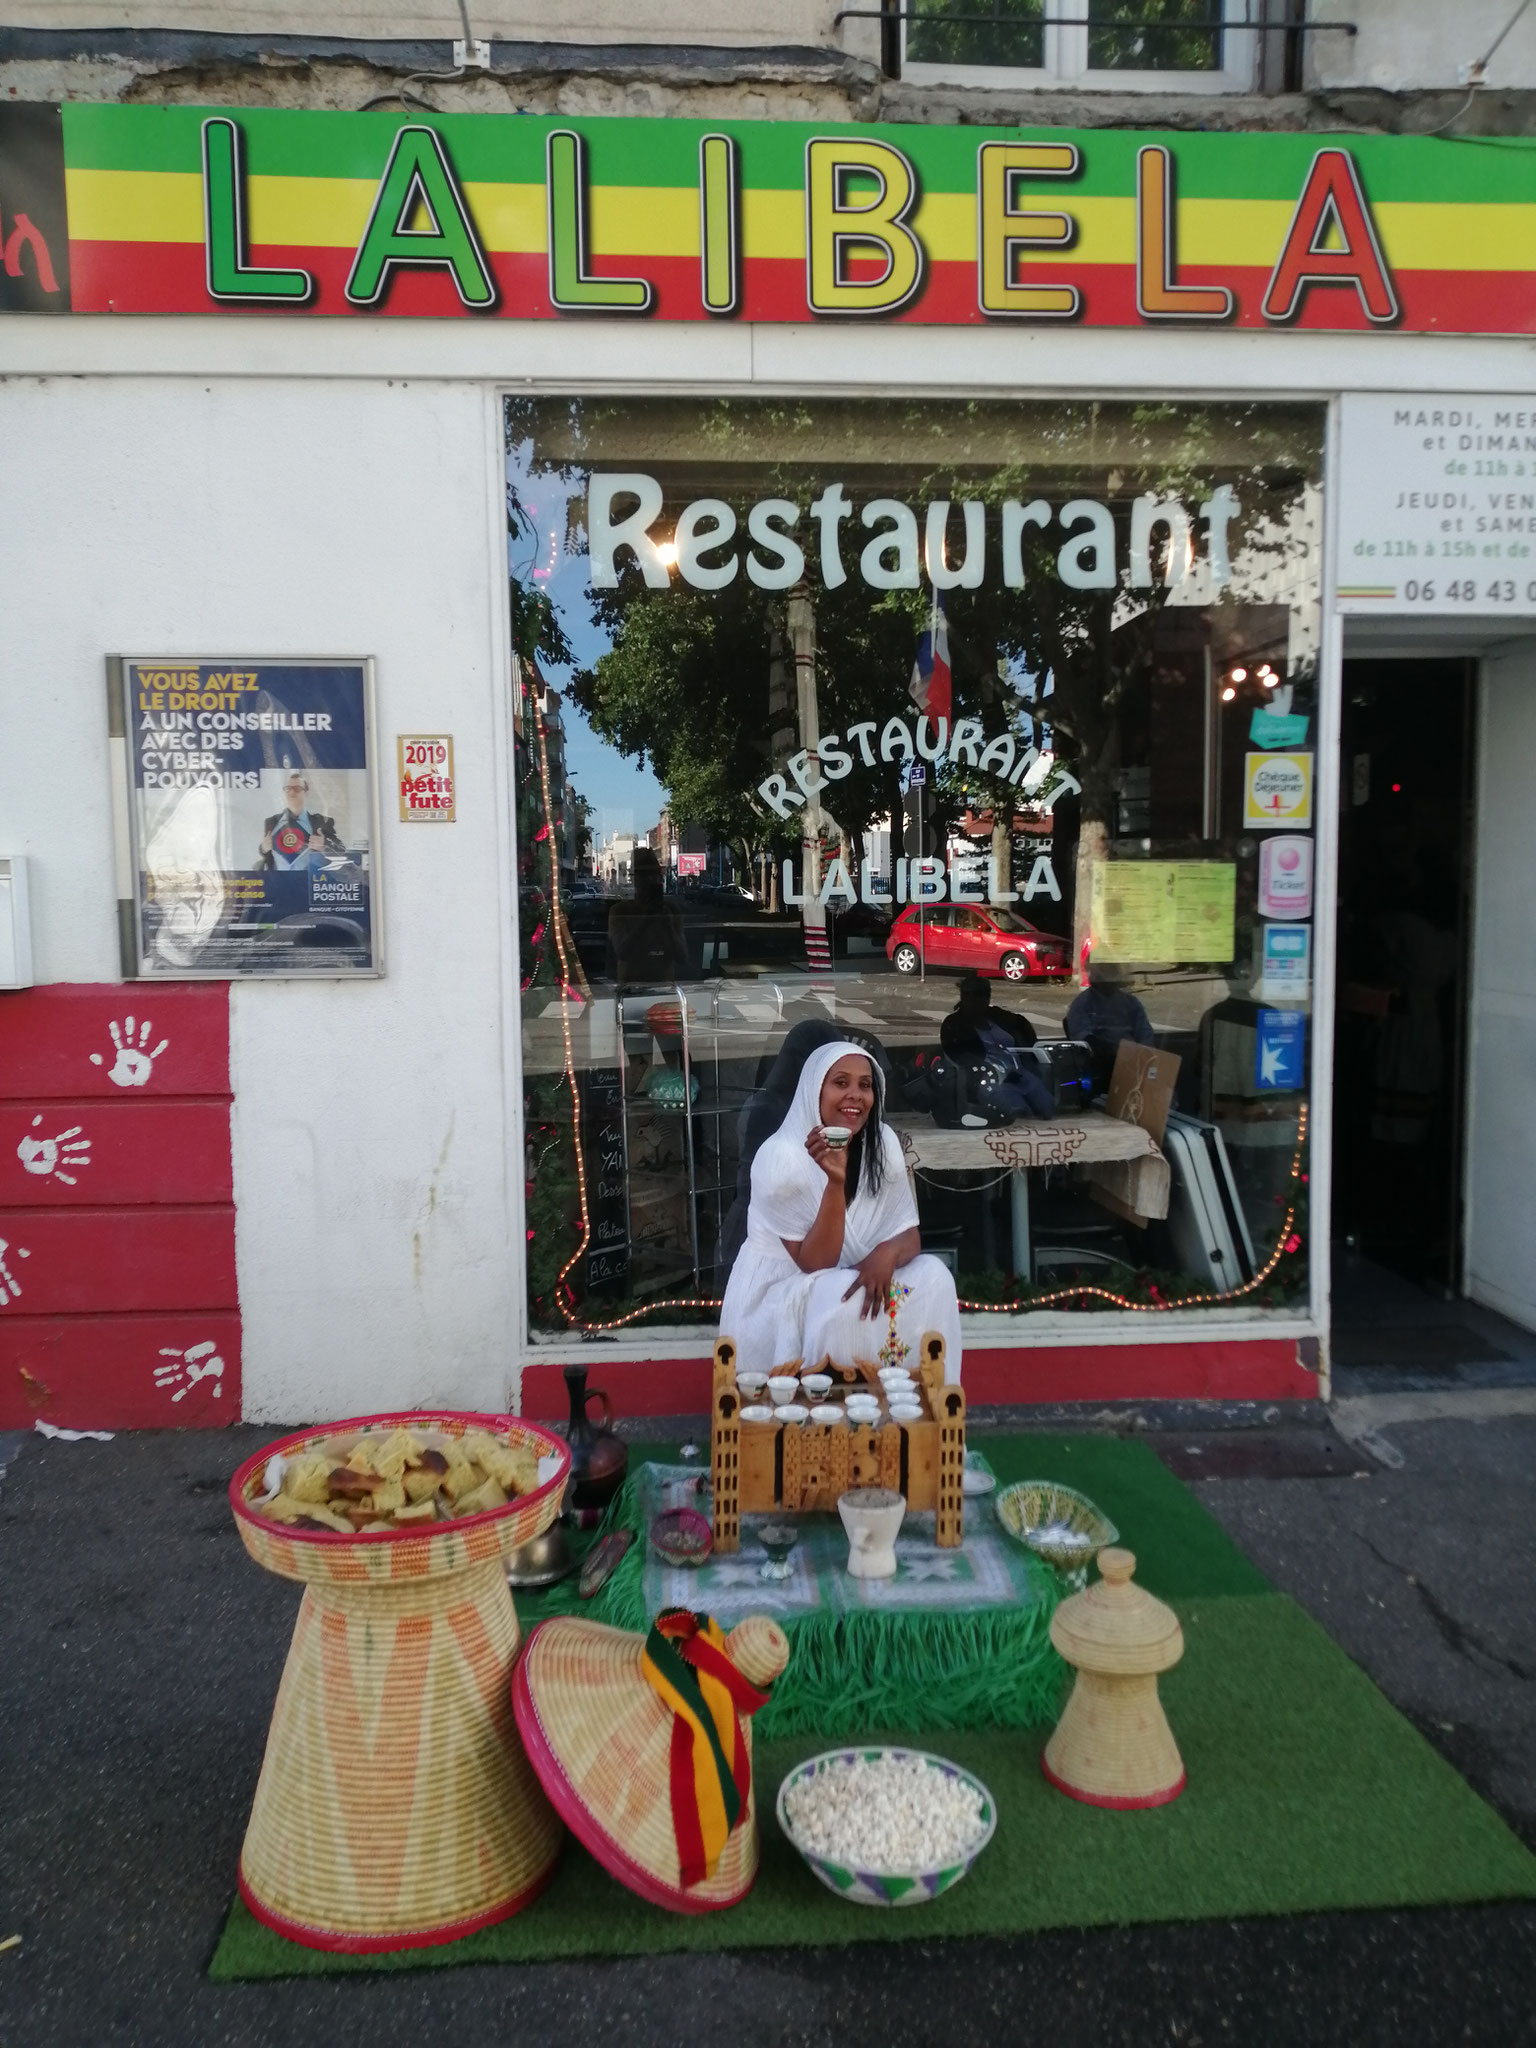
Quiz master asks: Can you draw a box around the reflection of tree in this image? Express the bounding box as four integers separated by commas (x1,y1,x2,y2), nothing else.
573,568,918,895
569,584,792,892
506,413,577,672
1088,0,1224,72
906,0,1222,73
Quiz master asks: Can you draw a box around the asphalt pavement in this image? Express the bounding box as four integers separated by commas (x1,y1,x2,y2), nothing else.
1,1403,1533,2048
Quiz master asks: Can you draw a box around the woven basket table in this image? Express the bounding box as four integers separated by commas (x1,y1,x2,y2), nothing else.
229,1410,571,1953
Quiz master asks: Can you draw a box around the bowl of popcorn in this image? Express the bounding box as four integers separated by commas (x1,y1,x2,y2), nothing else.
775,1746,996,1907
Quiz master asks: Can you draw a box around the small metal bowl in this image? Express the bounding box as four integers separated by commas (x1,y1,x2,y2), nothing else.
505,1521,579,1589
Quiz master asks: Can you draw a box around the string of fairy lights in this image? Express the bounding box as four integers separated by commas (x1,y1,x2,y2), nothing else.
552,1104,1306,1333
960,1103,1307,1314
526,669,595,1323
523,654,1307,1333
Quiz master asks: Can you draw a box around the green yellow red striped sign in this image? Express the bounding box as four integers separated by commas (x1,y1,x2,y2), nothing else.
12,102,1536,330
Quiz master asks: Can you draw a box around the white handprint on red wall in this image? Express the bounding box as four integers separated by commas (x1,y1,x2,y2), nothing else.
16,1117,92,1184
89,1017,169,1088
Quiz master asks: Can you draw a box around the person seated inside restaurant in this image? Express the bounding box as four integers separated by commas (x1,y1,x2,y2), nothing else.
940,973,1053,1119
1066,964,1156,1091
605,846,687,984
719,1040,961,1379
941,972,1038,1059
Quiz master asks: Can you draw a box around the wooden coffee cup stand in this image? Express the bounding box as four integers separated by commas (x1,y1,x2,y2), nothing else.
709,1332,965,1554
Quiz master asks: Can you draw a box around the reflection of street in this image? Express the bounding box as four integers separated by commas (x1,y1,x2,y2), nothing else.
519,965,1229,1078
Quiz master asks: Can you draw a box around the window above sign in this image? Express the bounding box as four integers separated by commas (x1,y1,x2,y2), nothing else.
901,0,1260,93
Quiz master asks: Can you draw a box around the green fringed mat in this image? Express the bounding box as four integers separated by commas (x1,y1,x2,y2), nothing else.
518,1452,1063,1740
210,1434,1536,1980
211,1589,1536,1979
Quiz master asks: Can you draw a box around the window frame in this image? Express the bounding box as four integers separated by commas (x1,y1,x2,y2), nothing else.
502,382,1333,1366
899,0,1261,96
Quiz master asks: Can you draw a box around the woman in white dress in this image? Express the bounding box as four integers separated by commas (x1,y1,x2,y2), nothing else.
719,1039,962,1381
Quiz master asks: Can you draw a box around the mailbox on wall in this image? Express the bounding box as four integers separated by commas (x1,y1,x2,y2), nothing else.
0,856,34,989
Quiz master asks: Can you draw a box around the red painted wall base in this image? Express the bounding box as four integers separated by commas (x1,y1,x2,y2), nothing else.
520,1338,1319,1421
1,983,239,1430
0,1311,240,1431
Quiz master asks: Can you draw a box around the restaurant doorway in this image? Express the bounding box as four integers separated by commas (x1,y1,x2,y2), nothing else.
1331,657,1474,1318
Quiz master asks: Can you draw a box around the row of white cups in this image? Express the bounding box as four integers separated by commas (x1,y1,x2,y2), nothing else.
735,1364,924,1429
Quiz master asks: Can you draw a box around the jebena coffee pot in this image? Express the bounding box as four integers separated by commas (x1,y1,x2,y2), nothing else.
563,1363,628,1521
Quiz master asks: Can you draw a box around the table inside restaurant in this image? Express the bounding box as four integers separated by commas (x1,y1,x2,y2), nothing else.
886,1109,1169,1281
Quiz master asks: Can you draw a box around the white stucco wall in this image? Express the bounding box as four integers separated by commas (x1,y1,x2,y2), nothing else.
1310,0,1536,92
20,0,1523,91
0,372,518,1421
3,1,846,47
10,317,1536,1399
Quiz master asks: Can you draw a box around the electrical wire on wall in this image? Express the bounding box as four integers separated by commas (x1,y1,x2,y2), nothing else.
1423,0,1533,133
361,0,491,110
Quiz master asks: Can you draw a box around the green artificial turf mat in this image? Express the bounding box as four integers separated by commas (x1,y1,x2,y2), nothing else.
209,1591,1536,1980
975,1434,1273,1601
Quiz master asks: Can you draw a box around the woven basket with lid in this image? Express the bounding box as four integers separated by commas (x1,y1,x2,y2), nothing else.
1042,1546,1186,1810
513,1611,789,1913
229,1411,570,1952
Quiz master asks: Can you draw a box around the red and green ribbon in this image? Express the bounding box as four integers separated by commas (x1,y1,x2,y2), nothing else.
639,1608,772,1887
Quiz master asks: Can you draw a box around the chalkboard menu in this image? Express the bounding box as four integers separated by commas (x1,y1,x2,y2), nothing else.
578,1066,629,1292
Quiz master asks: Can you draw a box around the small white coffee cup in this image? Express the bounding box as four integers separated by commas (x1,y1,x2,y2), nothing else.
820,1124,852,1149
767,1378,798,1407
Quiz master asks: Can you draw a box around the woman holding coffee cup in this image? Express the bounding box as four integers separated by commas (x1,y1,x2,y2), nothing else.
719,1040,961,1380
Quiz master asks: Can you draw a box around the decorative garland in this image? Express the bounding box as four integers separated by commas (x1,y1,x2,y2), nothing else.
956,1108,1309,1316
548,1113,1308,1332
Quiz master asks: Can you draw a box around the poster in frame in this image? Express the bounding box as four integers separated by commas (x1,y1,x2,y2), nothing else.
108,654,384,980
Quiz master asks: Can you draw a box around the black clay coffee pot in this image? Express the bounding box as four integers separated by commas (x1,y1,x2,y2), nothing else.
562,1363,628,1520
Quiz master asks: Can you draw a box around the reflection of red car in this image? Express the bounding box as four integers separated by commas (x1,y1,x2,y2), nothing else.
885,903,1069,981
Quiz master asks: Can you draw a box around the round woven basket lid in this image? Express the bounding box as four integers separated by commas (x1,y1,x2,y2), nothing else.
1049,1547,1184,1675
513,1612,788,1914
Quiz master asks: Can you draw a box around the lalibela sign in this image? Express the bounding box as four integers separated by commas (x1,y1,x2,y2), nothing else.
4,104,1533,332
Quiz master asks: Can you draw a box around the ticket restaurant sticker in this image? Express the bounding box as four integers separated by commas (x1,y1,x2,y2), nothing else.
1258,835,1313,919
1244,752,1313,831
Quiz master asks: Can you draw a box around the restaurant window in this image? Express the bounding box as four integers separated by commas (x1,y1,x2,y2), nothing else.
509,397,1321,1341
901,0,1255,91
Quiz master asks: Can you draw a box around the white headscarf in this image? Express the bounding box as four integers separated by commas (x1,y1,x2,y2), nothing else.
777,1039,883,1146
745,1040,913,1261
